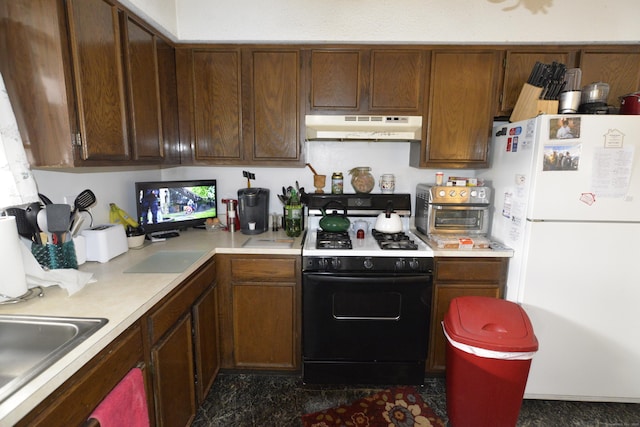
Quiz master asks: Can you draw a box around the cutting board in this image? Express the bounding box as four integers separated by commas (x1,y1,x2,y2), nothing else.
242,238,294,249
124,251,206,274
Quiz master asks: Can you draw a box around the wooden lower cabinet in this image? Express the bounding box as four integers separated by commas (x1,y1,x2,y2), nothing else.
193,284,221,403
426,257,508,374
146,259,219,426
16,323,146,427
151,313,196,427
16,259,220,426
217,254,301,370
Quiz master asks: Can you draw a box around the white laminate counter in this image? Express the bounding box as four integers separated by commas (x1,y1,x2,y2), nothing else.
0,227,303,426
410,229,514,258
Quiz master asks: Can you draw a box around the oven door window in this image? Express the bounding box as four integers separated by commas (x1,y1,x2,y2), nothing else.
431,206,485,232
333,291,401,320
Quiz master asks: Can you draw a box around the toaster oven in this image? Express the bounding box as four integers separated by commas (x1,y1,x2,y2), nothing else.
415,184,491,236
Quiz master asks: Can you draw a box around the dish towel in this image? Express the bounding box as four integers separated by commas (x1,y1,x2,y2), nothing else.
89,367,149,427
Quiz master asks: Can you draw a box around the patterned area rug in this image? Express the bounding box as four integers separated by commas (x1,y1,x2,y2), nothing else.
301,386,446,427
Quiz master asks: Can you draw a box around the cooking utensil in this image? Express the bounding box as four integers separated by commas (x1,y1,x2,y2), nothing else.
70,189,96,229
46,204,71,244
305,163,319,176
25,202,42,244
5,208,32,240
319,201,350,232
374,202,403,233
72,189,96,214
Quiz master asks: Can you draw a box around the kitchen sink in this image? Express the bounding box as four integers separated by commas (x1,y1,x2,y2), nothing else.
0,314,108,404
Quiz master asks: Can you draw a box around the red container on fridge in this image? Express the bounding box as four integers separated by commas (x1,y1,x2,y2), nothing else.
443,296,538,427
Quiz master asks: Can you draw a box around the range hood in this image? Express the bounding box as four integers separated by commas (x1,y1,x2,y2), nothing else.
305,115,422,141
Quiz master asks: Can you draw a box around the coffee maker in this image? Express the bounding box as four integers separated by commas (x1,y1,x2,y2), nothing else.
237,188,269,234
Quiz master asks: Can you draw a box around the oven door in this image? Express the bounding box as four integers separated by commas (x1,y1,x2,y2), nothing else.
302,272,432,361
428,204,489,235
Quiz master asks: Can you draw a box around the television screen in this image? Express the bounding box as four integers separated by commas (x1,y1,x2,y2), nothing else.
134,179,217,235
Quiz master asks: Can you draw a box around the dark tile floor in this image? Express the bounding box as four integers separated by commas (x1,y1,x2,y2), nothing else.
193,372,640,426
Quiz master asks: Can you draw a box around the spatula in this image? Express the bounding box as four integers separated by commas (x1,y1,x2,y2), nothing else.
70,189,96,229
46,204,71,244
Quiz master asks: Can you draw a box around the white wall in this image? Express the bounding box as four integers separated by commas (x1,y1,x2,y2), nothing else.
126,0,640,43
32,142,461,226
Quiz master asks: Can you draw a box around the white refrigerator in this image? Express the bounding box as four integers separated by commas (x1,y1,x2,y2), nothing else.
478,114,640,403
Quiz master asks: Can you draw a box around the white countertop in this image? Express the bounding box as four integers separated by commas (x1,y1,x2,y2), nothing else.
0,225,510,424
0,227,302,425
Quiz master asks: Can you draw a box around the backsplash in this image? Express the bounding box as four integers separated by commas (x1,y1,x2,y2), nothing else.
32,141,470,226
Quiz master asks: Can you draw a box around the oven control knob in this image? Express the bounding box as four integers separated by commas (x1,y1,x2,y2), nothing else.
318,258,329,270
449,190,457,197
470,190,478,197
363,258,374,269
408,259,420,270
395,258,406,270
438,189,446,197
459,190,467,198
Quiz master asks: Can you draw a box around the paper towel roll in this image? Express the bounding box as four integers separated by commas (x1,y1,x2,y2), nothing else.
0,216,28,300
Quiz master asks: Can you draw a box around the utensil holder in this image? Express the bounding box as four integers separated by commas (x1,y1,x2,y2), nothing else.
31,241,78,269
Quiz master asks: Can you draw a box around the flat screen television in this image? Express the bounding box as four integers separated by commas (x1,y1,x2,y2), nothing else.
134,179,217,235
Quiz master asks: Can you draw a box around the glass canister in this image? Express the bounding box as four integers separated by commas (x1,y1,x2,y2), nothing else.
349,167,375,193
379,174,395,194
331,172,343,194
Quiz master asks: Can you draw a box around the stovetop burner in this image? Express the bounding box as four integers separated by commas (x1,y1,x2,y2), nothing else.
316,231,352,250
372,229,419,250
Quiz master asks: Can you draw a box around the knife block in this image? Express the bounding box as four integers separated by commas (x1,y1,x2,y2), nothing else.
510,83,559,122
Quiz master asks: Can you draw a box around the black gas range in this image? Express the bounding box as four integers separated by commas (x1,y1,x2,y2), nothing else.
301,193,434,385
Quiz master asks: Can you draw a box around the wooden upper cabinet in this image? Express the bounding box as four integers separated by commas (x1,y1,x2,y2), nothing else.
306,48,426,114
0,0,178,167
156,38,181,164
67,0,130,162
500,49,576,116
187,49,243,162
309,50,362,110
244,49,302,163
124,16,164,161
369,49,426,112
413,50,501,169
578,49,640,107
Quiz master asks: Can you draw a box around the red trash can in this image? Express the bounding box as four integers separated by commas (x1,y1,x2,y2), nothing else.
443,296,538,427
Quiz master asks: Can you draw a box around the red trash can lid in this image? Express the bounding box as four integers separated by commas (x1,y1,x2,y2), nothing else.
443,296,538,352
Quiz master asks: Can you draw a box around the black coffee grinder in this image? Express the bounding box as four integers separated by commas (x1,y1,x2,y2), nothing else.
237,188,269,234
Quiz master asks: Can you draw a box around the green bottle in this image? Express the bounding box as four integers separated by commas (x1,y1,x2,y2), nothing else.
285,189,302,237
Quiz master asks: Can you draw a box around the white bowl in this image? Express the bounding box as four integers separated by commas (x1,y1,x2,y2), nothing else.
127,234,146,248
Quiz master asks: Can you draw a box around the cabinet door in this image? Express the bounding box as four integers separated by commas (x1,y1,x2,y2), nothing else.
151,313,197,427
309,50,363,110
427,285,501,372
246,49,301,162
369,49,426,113
193,283,220,404
191,49,243,161
500,50,575,115
419,50,501,169
579,49,640,106
124,16,164,161
232,283,296,368
67,0,130,161
156,38,181,164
